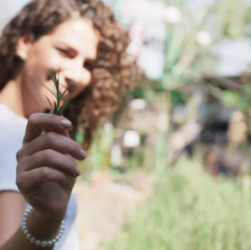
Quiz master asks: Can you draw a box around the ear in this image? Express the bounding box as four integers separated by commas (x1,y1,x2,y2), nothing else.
16,31,33,60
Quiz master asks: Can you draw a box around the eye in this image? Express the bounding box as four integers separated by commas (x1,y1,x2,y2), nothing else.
57,48,69,57
84,61,95,72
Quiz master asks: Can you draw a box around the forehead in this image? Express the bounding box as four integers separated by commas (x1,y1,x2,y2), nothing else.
49,18,99,59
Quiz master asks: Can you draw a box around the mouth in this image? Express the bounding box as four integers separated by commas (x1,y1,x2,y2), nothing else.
46,72,70,96
59,84,70,96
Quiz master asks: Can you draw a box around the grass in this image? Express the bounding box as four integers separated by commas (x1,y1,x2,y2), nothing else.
103,159,251,250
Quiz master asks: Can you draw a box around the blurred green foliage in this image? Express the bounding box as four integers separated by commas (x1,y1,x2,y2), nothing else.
129,87,189,104
104,160,251,250
222,83,251,113
78,0,251,174
160,0,251,90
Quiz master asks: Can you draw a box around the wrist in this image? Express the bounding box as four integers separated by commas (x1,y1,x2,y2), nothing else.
26,208,64,241
31,209,65,224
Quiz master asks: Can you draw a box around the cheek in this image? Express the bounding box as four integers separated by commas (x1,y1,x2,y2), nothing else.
73,72,92,97
82,70,92,88
24,54,52,83
85,72,92,86
28,45,62,73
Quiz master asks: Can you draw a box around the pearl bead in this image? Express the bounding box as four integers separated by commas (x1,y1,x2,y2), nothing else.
21,207,65,246
35,240,41,246
41,241,47,247
48,241,53,246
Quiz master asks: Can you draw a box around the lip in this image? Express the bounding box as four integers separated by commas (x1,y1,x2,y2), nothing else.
59,84,70,96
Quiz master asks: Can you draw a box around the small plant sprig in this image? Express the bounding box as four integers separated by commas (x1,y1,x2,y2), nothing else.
44,69,72,116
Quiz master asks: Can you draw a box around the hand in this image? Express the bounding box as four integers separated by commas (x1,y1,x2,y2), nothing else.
16,113,86,220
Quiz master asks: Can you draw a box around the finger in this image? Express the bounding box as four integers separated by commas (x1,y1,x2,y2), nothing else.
23,113,72,144
47,110,69,137
16,167,72,190
47,127,69,137
18,149,81,178
17,132,86,161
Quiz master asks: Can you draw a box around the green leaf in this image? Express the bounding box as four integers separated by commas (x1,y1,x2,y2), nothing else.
54,101,57,111
61,83,72,98
45,69,73,116
45,95,53,109
57,91,62,101
50,69,59,91
57,97,72,115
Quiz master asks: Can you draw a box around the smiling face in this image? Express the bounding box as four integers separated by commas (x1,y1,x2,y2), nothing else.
17,18,99,113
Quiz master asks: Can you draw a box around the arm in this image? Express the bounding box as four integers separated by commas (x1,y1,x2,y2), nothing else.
0,113,85,250
0,193,62,250
0,192,25,246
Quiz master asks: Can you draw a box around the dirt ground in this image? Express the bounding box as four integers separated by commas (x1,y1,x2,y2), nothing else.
73,171,152,250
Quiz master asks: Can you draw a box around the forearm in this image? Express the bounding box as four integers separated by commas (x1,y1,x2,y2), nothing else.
0,210,64,250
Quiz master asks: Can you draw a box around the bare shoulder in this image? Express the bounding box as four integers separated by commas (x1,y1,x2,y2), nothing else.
0,191,25,246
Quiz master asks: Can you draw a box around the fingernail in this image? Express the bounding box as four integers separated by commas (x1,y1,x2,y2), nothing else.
61,119,72,128
75,168,81,177
79,149,86,160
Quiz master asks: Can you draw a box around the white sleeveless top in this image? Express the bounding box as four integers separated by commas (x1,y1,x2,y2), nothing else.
0,104,80,250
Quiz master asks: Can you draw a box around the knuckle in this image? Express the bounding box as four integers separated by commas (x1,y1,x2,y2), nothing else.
16,149,23,162
44,132,56,144
42,149,54,163
28,113,38,126
16,174,25,190
16,158,27,174
40,167,50,180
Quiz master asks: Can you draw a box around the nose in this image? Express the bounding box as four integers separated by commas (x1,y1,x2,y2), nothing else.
64,58,90,88
65,60,82,86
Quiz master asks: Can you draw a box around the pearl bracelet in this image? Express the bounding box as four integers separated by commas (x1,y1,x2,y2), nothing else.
21,207,65,248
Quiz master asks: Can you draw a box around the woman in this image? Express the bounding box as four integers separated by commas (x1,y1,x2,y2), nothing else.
0,0,140,249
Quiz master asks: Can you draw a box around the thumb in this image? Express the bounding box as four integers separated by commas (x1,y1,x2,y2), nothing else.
46,109,71,137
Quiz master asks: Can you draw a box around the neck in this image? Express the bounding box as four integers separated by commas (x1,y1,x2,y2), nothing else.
0,77,26,118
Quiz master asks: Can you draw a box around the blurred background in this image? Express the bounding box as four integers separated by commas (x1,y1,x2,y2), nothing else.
2,0,251,249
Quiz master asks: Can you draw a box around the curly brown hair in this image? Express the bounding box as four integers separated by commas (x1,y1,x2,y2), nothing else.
0,0,142,149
